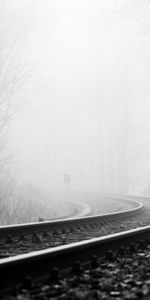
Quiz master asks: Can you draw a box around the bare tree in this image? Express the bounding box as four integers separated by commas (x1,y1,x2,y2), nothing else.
0,1,36,223
0,1,29,126
0,1,36,161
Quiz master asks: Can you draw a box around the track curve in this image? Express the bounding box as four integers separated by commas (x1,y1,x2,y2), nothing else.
0,195,143,258
70,200,91,217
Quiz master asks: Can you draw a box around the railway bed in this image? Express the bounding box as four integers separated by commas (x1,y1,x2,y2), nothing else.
1,225,150,299
0,196,143,258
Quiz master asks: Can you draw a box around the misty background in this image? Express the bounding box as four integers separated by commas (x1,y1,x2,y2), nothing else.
0,0,150,223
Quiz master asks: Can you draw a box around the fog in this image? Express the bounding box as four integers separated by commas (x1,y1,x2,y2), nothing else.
4,0,150,195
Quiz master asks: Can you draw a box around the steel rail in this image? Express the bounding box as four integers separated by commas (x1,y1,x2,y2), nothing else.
0,196,144,259
0,224,150,293
0,196,143,238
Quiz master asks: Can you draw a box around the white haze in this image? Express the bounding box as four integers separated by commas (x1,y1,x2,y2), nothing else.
7,0,150,195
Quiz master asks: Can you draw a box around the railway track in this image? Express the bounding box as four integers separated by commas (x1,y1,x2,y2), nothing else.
0,196,143,258
1,225,150,299
0,194,149,298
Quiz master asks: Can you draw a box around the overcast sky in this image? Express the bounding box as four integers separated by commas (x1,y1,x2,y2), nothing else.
7,0,150,194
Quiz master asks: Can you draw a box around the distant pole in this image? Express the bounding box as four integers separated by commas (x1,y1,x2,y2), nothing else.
64,174,71,200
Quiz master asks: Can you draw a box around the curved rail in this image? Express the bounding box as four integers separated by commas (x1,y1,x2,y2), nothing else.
0,196,143,259
70,200,91,217
0,196,143,237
